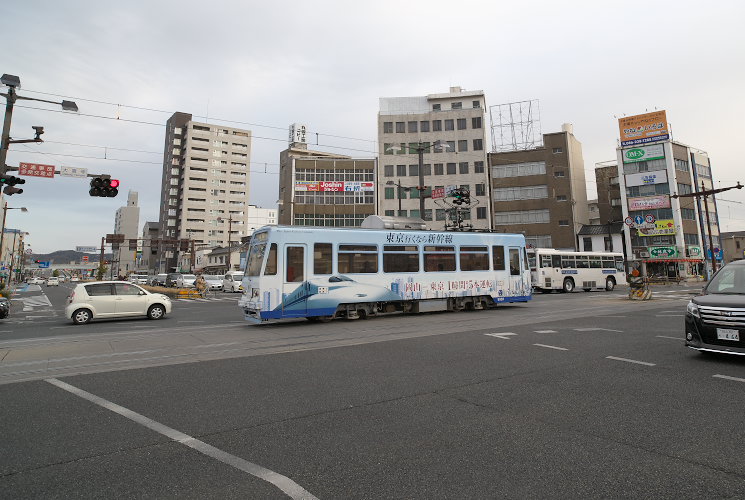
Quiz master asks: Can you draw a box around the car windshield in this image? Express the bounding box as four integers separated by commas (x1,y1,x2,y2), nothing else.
707,265,745,294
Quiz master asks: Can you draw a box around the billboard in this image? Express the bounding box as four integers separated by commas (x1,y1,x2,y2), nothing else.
625,170,667,187
622,144,665,163
618,110,669,147
628,195,671,211
638,219,675,237
295,181,374,192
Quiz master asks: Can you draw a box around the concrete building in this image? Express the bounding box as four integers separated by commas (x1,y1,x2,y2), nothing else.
594,161,623,225
246,205,277,232
720,231,745,263
488,124,589,250
140,221,159,273
113,191,140,276
616,111,720,278
587,199,600,225
378,87,490,230
278,143,376,227
577,223,624,253
157,112,252,272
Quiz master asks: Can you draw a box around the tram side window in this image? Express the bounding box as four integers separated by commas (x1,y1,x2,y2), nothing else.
264,243,277,275
338,244,378,273
614,256,624,272
602,258,614,269
590,256,602,268
424,246,456,272
509,248,520,275
383,245,419,273
460,246,489,271
314,243,332,274
561,256,575,269
286,247,304,282
576,256,590,268
492,246,505,270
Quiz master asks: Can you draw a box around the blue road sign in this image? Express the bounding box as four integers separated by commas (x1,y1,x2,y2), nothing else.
634,215,644,225
38,261,51,268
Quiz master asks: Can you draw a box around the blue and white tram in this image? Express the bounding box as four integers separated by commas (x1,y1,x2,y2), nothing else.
238,226,532,323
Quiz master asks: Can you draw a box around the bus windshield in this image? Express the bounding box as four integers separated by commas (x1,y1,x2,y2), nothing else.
246,243,267,276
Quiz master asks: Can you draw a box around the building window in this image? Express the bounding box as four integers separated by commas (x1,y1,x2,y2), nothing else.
458,140,468,152
420,121,430,132
525,235,552,248
457,118,467,130
604,237,612,251
397,210,407,217
383,122,393,133
475,184,485,196
432,120,442,131
552,147,563,154
493,185,549,201
492,161,545,178
385,210,394,216
611,198,622,206
473,139,483,151
684,233,699,245
474,161,485,173
494,209,550,225
434,164,444,175
681,208,696,220
451,102,462,110
559,219,569,226
383,143,393,155
675,159,689,172
433,104,441,111
436,209,446,221
445,119,454,131
384,187,395,199
476,207,487,219
396,165,406,176
556,194,567,201
395,122,405,133
677,183,693,195
422,164,432,176
472,117,482,129
609,176,619,185
554,170,565,177
459,162,469,174
408,121,418,133
384,165,394,177
472,100,481,108
410,209,420,218
409,165,419,177
447,163,456,175
583,237,592,251
423,209,432,221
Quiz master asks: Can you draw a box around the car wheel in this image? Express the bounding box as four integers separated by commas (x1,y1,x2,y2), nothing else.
72,308,92,325
562,278,575,293
605,277,616,291
148,304,166,320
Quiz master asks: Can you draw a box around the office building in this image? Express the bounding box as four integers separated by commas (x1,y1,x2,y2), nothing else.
158,112,252,272
720,231,745,263
113,191,140,276
587,199,600,225
378,87,490,230
140,221,159,273
278,141,376,227
246,205,277,232
594,161,623,225
488,124,589,250
616,110,720,278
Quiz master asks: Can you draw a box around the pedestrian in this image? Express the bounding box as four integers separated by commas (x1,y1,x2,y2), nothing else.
196,274,207,298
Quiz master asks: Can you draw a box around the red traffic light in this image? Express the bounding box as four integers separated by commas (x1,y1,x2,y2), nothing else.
110,179,120,188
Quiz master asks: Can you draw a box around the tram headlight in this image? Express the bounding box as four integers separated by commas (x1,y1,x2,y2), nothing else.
251,288,259,298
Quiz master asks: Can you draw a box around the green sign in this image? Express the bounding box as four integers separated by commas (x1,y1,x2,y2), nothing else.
649,246,678,259
687,246,702,257
622,144,665,163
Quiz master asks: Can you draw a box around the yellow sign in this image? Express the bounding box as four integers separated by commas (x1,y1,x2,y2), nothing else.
618,110,669,147
639,219,675,237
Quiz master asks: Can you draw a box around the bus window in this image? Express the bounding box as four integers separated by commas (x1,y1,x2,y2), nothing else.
424,246,456,272
314,243,332,274
460,246,489,271
338,244,378,273
264,243,277,275
590,256,602,268
540,255,552,268
614,256,625,272
602,258,614,269
383,245,419,273
492,246,505,270
561,256,575,269
552,255,561,268
509,249,521,276
286,246,304,282
576,256,590,268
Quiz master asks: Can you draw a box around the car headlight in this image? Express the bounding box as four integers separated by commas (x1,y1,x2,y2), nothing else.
686,301,699,318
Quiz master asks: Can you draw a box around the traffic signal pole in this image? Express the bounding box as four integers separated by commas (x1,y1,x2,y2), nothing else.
0,84,16,177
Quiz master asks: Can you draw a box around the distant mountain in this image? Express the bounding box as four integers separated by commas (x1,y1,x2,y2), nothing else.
31,250,113,264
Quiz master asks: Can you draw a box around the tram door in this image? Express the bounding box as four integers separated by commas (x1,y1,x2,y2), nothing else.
508,247,524,296
283,245,308,316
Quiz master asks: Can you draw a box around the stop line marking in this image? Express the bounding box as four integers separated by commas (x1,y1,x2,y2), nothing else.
606,356,656,367
534,330,557,334
533,343,568,351
484,332,516,340
713,374,745,383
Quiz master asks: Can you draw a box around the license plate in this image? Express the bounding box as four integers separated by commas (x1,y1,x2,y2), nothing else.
716,328,740,341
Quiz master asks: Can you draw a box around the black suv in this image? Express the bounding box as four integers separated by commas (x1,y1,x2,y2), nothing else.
685,259,745,356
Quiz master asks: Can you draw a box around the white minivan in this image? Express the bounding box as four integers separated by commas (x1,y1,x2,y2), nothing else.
65,281,172,325
222,271,245,292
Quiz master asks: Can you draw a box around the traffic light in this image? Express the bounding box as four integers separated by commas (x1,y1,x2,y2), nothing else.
0,174,25,195
89,177,119,197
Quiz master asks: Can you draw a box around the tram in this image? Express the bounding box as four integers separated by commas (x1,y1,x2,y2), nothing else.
238,226,532,323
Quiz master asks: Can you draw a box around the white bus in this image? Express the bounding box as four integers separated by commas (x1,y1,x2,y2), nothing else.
529,248,626,293
238,226,532,323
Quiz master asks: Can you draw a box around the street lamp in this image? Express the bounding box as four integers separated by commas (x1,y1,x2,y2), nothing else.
0,202,28,270
385,180,412,213
1,73,78,176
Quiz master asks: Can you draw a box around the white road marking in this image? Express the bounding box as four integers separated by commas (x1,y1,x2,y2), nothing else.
485,332,516,340
45,378,319,500
534,330,557,333
533,343,568,351
598,315,627,318
659,314,684,317
656,335,682,340
606,356,656,366
713,374,745,383
574,327,623,332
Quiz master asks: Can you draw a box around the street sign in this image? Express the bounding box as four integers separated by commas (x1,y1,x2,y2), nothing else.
624,216,634,227
76,246,99,253
644,214,656,224
634,215,644,225
25,248,33,254
431,187,445,199
82,255,89,262
105,233,125,244
18,162,55,178
38,261,51,268
60,166,88,178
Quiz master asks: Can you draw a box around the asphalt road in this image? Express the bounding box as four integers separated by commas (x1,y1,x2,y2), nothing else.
2,283,744,498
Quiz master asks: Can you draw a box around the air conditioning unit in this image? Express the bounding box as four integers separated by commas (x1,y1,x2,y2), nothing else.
638,251,651,258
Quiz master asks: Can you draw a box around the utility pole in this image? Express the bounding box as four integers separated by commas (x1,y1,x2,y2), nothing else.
388,141,451,222
226,215,233,272
672,181,743,276
98,236,105,280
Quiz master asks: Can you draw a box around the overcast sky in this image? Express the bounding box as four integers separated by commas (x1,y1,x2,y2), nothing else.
4,0,745,254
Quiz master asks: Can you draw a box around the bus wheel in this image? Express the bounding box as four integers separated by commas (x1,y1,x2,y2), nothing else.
562,278,575,293
605,277,616,291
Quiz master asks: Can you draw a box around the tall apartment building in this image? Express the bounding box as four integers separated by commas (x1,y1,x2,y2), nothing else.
113,191,140,276
488,124,589,250
378,87,490,230
616,111,720,277
158,112,251,272
278,143,376,227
